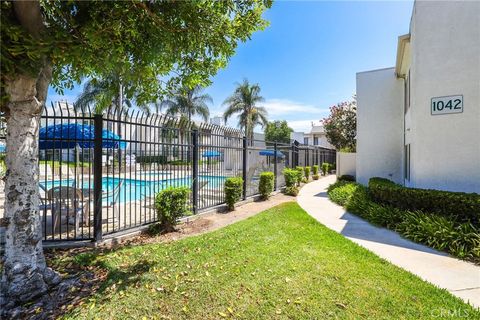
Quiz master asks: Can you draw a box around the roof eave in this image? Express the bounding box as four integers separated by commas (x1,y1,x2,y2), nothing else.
395,34,411,78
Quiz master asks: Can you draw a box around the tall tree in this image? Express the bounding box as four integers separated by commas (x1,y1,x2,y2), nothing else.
74,76,152,115
161,85,212,122
223,79,268,141
264,120,293,144
0,0,271,309
322,96,357,151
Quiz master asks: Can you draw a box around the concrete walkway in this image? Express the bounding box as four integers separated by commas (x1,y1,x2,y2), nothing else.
297,175,480,308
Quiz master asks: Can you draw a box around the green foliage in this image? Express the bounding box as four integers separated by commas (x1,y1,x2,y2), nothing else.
0,153,5,178
328,181,480,262
259,171,274,200
396,211,480,260
264,120,293,144
312,165,319,176
322,97,356,151
67,202,478,319
284,186,299,196
283,168,299,188
312,174,319,180
136,155,168,164
223,79,268,141
2,1,272,106
321,162,331,175
162,85,212,122
338,175,355,182
369,178,480,225
295,166,304,184
304,166,310,179
225,177,243,211
155,186,191,232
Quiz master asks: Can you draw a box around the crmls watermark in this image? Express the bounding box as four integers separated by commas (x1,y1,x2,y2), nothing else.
431,308,471,318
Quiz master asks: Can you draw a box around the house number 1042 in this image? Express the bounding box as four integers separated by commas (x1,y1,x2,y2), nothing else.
431,95,463,115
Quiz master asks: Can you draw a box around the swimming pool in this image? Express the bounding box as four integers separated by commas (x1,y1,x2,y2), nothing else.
41,175,226,203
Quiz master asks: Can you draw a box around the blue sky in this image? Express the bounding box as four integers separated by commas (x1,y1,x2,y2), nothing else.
48,1,413,132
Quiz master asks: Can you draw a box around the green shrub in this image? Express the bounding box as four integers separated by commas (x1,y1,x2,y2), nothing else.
369,177,480,225
283,168,298,188
283,168,301,196
295,166,304,185
136,155,168,164
327,181,480,262
285,186,299,196
321,162,331,175
259,172,274,200
225,177,243,211
155,186,191,232
312,165,319,176
312,174,319,180
338,175,355,182
304,167,311,180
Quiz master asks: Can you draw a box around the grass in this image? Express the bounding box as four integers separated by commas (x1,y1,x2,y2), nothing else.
62,202,478,319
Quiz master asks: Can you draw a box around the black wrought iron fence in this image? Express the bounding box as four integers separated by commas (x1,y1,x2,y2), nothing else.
1,103,336,243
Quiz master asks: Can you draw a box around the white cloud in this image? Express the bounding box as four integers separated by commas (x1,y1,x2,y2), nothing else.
261,99,328,116
286,120,323,133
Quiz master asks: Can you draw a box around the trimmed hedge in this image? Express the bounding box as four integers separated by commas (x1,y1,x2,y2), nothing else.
259,171,274,200
225,177,243,211
338,175,355,182
321,162,331,175
283,168,300,196
328,181,480,262
154,186,191,232
312,165,319,176
369,177,480,225
304,167,311,180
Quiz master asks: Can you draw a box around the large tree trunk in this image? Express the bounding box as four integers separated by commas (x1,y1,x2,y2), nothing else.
0,70,60,310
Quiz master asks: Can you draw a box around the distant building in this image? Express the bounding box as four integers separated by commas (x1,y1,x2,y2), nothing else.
356,1,480,193
209,116,224,126
291,123,333,149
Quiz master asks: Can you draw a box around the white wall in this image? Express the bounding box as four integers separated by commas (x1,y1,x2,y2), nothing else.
336,152,356,177
405,1,480,193
356,68,404,185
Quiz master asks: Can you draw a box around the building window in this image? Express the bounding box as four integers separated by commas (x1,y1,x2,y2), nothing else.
313,137,318,145
404,144,411,181
304,137,309,145
404,69,411,113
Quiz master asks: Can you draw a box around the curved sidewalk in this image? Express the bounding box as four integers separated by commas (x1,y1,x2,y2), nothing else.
297,175,480,308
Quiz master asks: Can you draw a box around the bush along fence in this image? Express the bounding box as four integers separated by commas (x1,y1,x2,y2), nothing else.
327,178,480,262
0,102,335,243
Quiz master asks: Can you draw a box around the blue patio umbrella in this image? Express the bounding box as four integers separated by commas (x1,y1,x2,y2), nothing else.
259,150,285,158
202,150,222,158
39,123,126,150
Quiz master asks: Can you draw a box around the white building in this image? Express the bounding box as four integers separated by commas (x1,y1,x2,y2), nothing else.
291,123,333,149
356,1,480,193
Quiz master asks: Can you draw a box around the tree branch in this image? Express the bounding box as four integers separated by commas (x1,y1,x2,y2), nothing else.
13,0,46,39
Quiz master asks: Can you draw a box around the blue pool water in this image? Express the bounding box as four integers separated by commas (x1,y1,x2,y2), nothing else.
41,175,226,203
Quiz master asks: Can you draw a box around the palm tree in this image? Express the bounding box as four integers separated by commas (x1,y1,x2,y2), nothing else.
223,79,268,141
74,75,152,115
161,86,212,123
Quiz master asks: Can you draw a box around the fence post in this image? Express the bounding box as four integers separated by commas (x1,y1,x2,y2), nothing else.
274,142,278,191
242,136,247,200
290,142,295,168
191,129,199,214
93,114,103,242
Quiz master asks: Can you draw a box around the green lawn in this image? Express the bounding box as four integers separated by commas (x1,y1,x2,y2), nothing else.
63,202,478,319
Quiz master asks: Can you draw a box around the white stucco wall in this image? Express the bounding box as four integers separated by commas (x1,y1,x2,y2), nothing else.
356,68,404,186
405,1,480,193
336,152,356,177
